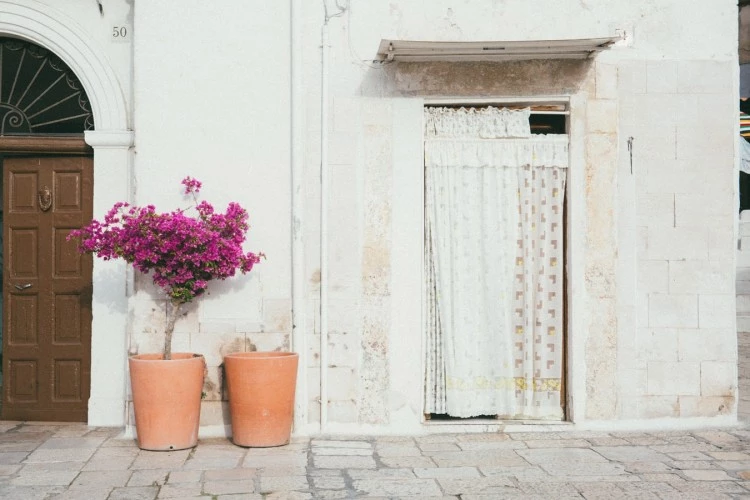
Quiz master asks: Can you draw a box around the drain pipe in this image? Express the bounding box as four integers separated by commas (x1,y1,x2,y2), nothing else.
319,18,330,433
290,0,307,432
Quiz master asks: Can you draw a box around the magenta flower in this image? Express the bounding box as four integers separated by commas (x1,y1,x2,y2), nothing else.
68,177,263,359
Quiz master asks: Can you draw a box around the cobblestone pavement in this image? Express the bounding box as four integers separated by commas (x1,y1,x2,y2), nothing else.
5,422,750,499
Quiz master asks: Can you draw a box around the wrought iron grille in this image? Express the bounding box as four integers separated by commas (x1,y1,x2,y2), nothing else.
0,37,94,135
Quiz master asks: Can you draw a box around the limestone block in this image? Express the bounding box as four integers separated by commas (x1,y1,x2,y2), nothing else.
679,329,737,362
262,298,292,333
620,94,681,131
637,226,649,258
648,293,698,328
636,328,678,362
329,133,358,165
637,260,668,293
675,192,733,227
131,297,167,336
307,332,321,368
647,227,709,261
677,60,733,94
636,192,674,228
676,95,734,160
130,330,189,357
328,401,359,424
202,366,223,401
595,62,618,100
326,366,357,401
309,298,320,335
647,60,678,94
646,158,733,196
585,298,617,419
234,321,262,333
307,365,321,401
698,294,735,329
191,333,247,367
327,298,362,335
328,166,362,295
199,401,230,426
637,291,649,328
361,245,391,296
328,332,360,368
618,60,647,94
619,95,677,160
709,227,734,261
647,361,700,396
585,134,617,185
700,361,736,397
246,332,289,352
362,99,392,126
669,260,733,295
333,97,362,134
200,278,263,321
632,129,679,161
679,395,734,417
617,368,647,396
586,100,618,134
358,300,391,424
198,322,236,334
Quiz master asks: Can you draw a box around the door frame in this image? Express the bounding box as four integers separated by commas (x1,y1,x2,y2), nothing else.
0,137,92,155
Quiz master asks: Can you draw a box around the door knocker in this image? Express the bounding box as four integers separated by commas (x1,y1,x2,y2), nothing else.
38,186,52,212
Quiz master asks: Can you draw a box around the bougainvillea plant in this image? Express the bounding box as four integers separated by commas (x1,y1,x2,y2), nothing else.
69,176,263,360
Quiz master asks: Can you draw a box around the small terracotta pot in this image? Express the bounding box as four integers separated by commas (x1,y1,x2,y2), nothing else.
224,351,299,447
129,353,205,451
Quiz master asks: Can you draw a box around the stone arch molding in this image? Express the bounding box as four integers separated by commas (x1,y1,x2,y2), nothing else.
0,0,129,133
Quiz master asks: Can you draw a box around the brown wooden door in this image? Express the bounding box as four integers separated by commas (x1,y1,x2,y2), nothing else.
1,156,93,422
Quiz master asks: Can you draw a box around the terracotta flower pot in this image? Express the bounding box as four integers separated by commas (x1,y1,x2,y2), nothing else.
128,353,205,451
224,351,299,447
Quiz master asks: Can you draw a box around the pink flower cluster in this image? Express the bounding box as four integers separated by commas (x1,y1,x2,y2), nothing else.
69,177,263,304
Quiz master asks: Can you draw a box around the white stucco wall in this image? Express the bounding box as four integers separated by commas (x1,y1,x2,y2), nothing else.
131,0,293,434
300,0,739,433
0,0,739,435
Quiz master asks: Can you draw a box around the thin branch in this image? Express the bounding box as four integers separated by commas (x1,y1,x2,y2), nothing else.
163,300,182,360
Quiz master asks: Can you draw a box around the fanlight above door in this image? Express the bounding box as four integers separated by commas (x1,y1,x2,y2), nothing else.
0,37,94,135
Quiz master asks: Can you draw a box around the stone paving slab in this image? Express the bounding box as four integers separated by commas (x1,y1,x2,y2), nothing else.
4,423,750,497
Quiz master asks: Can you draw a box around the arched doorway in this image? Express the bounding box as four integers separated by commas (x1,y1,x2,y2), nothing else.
0,36,94,421
0,0,132,427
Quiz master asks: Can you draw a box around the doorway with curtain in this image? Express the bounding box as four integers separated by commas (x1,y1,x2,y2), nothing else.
423,105,568,421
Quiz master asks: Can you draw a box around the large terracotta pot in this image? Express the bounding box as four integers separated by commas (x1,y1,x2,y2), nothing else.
128,353,205,451
224,351,299,447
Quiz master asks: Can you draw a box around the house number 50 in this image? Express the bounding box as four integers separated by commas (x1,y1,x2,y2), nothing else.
112,26,128,38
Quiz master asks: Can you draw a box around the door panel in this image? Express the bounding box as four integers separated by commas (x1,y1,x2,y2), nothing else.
1,156,93,422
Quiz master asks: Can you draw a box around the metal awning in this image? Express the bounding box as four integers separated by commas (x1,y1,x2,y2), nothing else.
377,37,621,62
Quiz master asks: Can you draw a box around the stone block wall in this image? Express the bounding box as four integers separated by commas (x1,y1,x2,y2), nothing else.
620,59,737,420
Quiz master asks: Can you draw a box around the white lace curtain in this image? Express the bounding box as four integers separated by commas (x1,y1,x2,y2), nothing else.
424,106,567,419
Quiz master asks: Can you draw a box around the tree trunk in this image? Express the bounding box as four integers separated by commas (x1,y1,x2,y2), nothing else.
163,300,182,360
